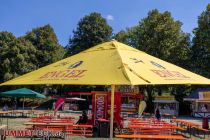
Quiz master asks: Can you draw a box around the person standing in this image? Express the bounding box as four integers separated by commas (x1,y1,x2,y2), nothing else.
76,110,88,124
155,106,161,120
13,100,17,110
3,104,8,111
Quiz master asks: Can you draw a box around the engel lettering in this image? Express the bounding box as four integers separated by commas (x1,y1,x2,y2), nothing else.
64,70,78,78
172,71,189,78
39,70,87,79
73,70,87,78
151,70,189,78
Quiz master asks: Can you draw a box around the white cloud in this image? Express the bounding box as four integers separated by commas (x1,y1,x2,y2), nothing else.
106,15,114,21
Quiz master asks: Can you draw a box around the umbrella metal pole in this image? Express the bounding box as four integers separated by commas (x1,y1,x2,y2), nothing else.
110,85,115,139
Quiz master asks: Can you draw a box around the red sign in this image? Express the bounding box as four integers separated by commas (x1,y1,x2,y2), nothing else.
92,92,122,126
92,93,107,124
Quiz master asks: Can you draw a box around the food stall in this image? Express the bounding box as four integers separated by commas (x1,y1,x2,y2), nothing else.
64,86,144,125
121,93,144,112
184,89,210,118
119,86,144,112
154,96,179,116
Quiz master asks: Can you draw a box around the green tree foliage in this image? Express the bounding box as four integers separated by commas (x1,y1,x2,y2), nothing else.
115,10,192,112
115,27,139,47
0,32,37,82
192,4,210,78
24,24,65,67
116,9,191,67
66,12,113,56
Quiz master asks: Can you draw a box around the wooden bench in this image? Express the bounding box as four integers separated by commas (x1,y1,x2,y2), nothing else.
175,126,187,134
115,134,186,139
192,126,210,138
41,127,64,131
66,133,93,137
129,129,172,135
65,124,93,137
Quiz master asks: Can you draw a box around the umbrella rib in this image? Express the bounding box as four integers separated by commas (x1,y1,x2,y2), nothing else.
113,41,150,84
123,63,151,84
113,42,133,85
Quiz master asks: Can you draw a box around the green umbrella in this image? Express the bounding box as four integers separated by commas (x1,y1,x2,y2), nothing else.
0,88,46,109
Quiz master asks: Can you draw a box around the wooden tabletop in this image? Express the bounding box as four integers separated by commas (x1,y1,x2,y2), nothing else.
0,111,12,115
115,134,186,139
72,124,93,128
129,125,179,129
24,122,74,126
173,119,199,127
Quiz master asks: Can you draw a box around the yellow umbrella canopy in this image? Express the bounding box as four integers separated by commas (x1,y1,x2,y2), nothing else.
1,40,210,86
1,40,210,138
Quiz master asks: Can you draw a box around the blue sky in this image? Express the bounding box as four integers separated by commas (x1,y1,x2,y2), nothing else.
0,0,209,46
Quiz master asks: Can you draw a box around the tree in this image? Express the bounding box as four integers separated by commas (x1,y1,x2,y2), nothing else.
191,4,210,78
24,24,65,67
0,32,37,82
66,12,113,56
115,9,192,112
116,10,191,66
114,27,139,48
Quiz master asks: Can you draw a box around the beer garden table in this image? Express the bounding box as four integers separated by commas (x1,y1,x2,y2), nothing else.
24,122,74,130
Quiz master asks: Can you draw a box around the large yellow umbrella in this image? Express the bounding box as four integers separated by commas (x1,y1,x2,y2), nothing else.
1,40,210,138
1,40,210,86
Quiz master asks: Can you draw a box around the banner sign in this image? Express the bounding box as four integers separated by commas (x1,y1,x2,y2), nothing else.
155,96,175,100
92,93,107,124
199,91,210,100
107,92,122,126
92,91,122,126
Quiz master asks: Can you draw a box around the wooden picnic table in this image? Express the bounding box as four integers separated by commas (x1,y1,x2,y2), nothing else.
24,122,74,130
24,122,74,126
129,119,173,126
72,124,93,128
129,124,179,129
129,119,161,123
59,116,75,119
0,111,12,115
129,123,181,135
172,119,200,137
30,117,75,123
115,134,186,139
11,110,24,117
0,111,12,128
24,122,93,137
42,120,75,123
129,120,169,124
173,119,199,126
